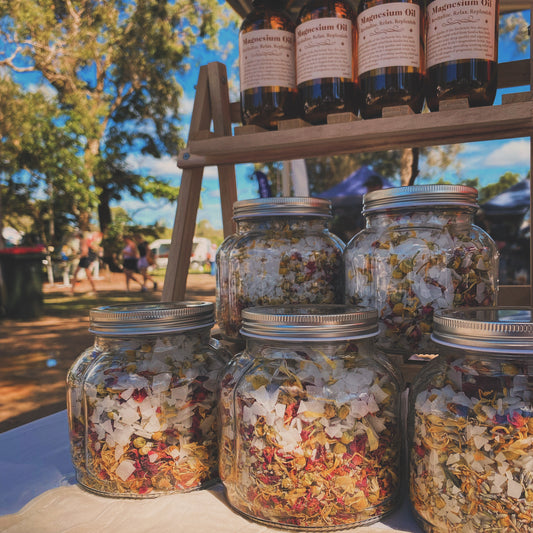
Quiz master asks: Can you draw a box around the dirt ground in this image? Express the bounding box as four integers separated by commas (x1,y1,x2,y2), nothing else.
0,271,216,433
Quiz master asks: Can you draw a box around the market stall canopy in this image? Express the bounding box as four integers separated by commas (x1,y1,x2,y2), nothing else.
316,165,395,207
481,178,531,217
226,0,530,20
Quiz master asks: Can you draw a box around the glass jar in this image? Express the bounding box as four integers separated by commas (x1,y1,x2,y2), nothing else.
344,185,499,359
409,308,533,532
66,301,230,498
215,206,253,343
222,197,345,342
220,304,403,529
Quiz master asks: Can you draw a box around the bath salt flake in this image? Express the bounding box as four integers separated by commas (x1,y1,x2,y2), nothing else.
507,478,524,499
120,388,134,401
115,460,136,481
152,372,172,393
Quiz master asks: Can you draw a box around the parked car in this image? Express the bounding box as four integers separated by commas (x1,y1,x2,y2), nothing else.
150,237,212,270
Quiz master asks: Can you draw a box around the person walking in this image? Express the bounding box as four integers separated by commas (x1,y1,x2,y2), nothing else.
71,232,98,295
122,236,144,292
135,234,158,292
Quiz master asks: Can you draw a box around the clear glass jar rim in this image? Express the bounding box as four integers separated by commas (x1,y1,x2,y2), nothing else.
89,301,214,336
363,185,478,215
233,197,331,219
432,307,533,353
241,304,379,340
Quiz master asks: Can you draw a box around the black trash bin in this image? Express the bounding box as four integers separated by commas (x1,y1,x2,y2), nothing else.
0,246,46,319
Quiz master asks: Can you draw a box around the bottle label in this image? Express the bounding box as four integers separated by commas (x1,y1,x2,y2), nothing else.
426,0,497,67
296,17,353,84
357,2,421,75
239,29,296,92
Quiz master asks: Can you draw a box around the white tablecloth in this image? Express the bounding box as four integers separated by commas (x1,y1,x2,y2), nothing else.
0,411,423,533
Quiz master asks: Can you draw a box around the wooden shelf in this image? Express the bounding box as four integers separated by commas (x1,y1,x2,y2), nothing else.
178,97,532,168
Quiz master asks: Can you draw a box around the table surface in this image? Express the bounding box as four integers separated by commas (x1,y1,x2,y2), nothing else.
0,411,424,533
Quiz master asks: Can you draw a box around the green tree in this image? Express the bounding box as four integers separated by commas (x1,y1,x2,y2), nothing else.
478,171,522,204
500,12,529,54
0,73,91,248
0,0,234,239
195,219,224,245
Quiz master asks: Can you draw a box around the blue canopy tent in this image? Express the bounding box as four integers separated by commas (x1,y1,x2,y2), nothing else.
479,178,530,284
481,178,530,217
316,166,396,241
316,165,396,207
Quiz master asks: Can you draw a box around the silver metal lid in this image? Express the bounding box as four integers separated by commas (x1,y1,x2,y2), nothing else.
89,301,214,336
363,185,478,215
241,304,379,341
233,197,331,219
432,307,533,354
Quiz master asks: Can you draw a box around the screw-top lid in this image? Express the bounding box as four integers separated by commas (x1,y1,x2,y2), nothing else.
233,197,331,219
363,185,478,215
89,301,214,336
241,304,379,341
432,308,533,354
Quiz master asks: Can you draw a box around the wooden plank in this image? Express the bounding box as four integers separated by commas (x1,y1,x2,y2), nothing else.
502,91,532,104
162,65,212,301
230,101,241,123
278,118,311,130
498,285,531,306
208,62,233,138
327,112,359,124
498,59,530,89
234,124,269,135
438,98,469,111
382,105,414,117
189,130,215,141
207,62,238,238
177,101,533,168
162,167,204,301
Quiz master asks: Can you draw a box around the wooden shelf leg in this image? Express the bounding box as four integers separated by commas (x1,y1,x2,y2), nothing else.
162,167,204,301
207,62,238,237
162,62,238,300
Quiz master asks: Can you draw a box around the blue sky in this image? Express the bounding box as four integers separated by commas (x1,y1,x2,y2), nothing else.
120,5,531,231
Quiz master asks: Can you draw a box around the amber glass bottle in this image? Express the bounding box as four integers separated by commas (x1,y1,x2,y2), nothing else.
296,0,358,124
357,0,425,119
239,0,299,130
425,0,499,111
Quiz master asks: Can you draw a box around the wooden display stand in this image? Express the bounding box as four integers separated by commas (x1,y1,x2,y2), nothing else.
163,54,533,307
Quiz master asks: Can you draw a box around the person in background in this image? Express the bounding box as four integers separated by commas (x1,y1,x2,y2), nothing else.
71,232,97,295
135,234,158,292
122,236,144,292
208,242,218,276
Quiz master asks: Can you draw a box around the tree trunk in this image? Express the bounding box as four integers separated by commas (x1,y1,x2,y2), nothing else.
400,148,420,186
97,187,113,236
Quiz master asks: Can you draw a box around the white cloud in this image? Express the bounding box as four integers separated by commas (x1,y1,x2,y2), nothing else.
179,94,195,118
202,166,220,180
125,153,180,177
484,140,530,167
25,82,58,101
